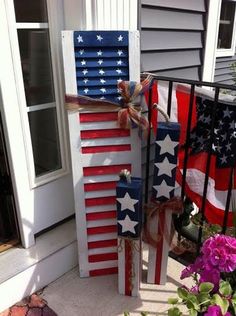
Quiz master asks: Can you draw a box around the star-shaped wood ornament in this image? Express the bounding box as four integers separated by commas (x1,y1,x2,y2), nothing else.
156,135,178,156
117,192,138,212
118,214,138,234
153,180,175,199
155,157,176,177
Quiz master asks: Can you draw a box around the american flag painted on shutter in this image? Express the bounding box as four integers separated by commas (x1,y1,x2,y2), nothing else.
62,31,141,277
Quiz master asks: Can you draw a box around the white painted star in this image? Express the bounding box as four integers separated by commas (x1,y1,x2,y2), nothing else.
99,69,105,75
156,134,179,156
84,88,89,94
204,115,211,124
97,34,103,41
222,133,227,141
223,107,231,118
118,214,138,234
117,192,138,212
117,50,123,56
97,59,103,65
117,96,122,101
82,69,88,75
118,35,123,41
155,157,176,177
229,121,235,129
212,143,217,151
79,49,84,55
100,88,106,93
117,60,123,65
100,79,106,84
226,142,231,151
220,154,227,164
77,35,83,43
97,50,103,56
83,78,89,84
116,69,122,74
117,78,123,83
153,180,175,199
81,59,86,65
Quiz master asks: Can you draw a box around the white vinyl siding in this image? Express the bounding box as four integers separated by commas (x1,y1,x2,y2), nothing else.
140,0,206,80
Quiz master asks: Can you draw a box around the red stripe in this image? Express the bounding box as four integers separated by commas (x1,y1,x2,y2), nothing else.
81,129,130,139
84,181,117,192
88,239,117,249
83,164,131,176
82,144,131,154
155,211,165,284
88,252,118,263
87,225,117,235
85,196,116,207
125,240,132,296
80,112,118,122
86,211,117,221
89,267,118,276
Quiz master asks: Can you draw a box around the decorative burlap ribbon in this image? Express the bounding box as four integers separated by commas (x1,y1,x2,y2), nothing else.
143,197,183,248
65,77,152,135
118,237,140,292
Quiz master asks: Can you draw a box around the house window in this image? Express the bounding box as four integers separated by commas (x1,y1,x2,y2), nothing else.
216,1,236,57
9,0,68,185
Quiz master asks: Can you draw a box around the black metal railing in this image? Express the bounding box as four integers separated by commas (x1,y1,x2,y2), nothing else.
143,74,236,258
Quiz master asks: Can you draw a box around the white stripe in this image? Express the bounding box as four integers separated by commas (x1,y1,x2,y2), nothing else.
88,246,117,255
84,174,119,184
157,81,178,122
80,121,119,130
185,168,234,211
86,204,116,214
81,136,131,147
88,232,117,242
118,238,125,295
89,260,118,270
160,211,172,285
87,218,117,228
82,152,132,167
85,189,116,199
147,212,158,284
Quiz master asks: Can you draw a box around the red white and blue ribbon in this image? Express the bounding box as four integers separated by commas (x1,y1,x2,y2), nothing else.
65,77,152,135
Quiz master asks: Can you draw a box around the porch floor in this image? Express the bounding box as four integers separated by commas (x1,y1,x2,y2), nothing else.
42,245,192,316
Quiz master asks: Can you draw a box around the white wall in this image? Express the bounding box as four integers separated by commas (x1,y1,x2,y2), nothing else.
63,0,138,30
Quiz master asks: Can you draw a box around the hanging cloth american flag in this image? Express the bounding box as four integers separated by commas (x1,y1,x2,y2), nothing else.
145,81,236,226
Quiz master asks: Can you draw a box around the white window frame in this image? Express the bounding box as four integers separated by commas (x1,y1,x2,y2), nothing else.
216,1,236,57
4,0,69,188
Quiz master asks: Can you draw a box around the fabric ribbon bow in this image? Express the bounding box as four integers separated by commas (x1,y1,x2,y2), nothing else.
65,76,152,135
143,197,183,248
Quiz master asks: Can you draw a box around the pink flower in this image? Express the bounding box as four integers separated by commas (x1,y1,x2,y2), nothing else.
204,305,231,316
199,269,220,291
201,235,236,273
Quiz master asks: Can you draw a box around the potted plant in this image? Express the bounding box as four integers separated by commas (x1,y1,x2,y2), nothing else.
168,234,236,316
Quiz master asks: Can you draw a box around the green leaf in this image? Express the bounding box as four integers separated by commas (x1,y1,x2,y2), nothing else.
124,313,130,316
177,287,189,299
197,293,210,305
168,307,182,316
219,280,232,296
199,282,214,294
186,294,200,311
212,294,229,315
189,309,198,316
140,313,148,316
168,298,179,305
